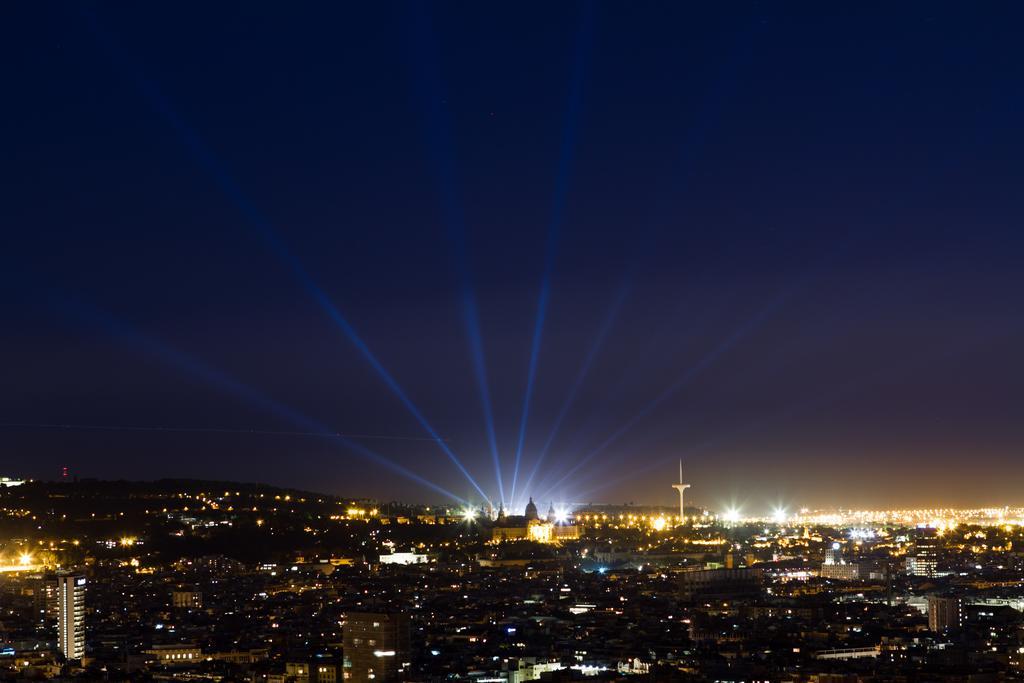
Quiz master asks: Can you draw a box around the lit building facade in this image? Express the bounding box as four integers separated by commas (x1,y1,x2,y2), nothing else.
343,612,410,682
144,644,204,666
271,660,339,683
378,552,429,565
824,542,843,566
820,541,859,579
30,575,59,621
491,519,581,544
490,499,582,544
928,595,963,631
906,531,939,577
678,567,763,600
57,572,86,660
820,563,860,580
171,589,203,609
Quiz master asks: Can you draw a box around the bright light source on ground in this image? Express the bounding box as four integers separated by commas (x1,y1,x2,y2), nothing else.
723,508,741,523
772,508,787,524
18,553,31,566
652,516,668,531
462,507,476,523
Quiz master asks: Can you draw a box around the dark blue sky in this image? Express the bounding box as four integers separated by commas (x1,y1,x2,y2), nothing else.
2,3,1022,511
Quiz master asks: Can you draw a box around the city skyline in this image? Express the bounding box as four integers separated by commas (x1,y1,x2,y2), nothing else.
5,5,1024,681
3,4,1024,509
1,470,1024,680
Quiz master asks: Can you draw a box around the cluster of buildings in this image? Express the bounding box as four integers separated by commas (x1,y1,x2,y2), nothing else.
3,479,1024,681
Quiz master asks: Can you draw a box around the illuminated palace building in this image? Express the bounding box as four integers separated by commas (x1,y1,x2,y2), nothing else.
491,498,581,544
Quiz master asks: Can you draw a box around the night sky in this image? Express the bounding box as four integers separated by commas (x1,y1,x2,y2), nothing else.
3,3,1023,512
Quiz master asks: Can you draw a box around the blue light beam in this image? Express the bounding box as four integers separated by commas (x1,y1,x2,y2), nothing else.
526,24,764,497
80,10,489,504
54,297,465,503
558,226,936,496
401,5,505,504
576,329,1006,501
539,288,792,500
518,283,629,499
509,2,596,506
573,267,980,496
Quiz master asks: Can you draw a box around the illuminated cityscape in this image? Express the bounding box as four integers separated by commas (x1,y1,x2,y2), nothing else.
0,479,1023,679
5,2,1024,681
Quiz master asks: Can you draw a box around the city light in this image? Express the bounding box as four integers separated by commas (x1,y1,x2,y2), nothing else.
723,508,741,524
462,507,477,523
554,507,569,524
772,508,788,524
18,553,31,566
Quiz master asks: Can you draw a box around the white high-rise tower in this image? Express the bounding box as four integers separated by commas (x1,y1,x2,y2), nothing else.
671,460,690,523
57,572,86,660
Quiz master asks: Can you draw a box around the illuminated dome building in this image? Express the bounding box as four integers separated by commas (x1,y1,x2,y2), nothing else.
490,497,581,544
525,497,539,521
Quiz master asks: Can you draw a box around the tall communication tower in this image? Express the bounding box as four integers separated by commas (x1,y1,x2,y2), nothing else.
671,460,691,523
